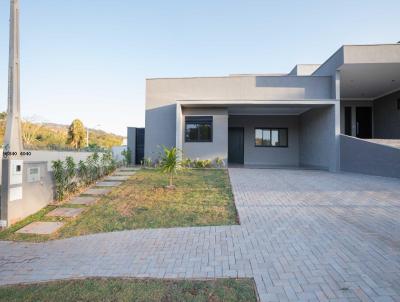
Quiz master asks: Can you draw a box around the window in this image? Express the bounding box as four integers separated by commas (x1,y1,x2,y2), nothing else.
185,116,213,142
255,128,288,147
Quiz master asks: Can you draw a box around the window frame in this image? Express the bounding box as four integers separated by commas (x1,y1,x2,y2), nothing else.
184,116,213,143
254,127,288,148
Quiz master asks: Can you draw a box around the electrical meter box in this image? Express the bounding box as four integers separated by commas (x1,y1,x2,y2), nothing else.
27,167,40,182
10,160,23,185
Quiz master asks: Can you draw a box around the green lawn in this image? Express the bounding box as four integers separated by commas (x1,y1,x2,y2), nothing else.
0,278,257,302
0,169,238,241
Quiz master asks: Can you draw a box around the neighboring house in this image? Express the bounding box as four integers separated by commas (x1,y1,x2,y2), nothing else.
144,44,400,177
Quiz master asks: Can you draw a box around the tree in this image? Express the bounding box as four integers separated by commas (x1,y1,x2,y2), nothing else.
22,120,43,146
67,119,86,148
159,145,182,188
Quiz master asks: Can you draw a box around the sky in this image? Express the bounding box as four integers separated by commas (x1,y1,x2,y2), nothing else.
0,0,399,136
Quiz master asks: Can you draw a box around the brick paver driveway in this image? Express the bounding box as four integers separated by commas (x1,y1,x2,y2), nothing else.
1,168,400,301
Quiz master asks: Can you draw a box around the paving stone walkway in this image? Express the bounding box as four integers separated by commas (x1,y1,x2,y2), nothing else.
17,168,134,235
1,168,400,302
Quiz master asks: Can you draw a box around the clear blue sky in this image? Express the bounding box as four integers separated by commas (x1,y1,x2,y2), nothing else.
0,0,399,136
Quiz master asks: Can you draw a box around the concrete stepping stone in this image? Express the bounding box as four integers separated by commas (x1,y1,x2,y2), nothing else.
16,222,64,235
118,167,139,171
46,207,84,218
104,175,129,181
68,196,98,206
96,181,122,187
114,171,136,176
83,188,111,195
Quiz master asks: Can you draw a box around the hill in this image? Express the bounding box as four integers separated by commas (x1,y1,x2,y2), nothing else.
0,113,124,150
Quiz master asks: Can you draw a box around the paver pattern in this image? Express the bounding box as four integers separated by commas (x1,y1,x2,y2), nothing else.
1,168,400,302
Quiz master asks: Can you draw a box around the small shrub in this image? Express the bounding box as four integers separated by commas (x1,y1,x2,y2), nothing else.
141,157,153,168
52,160,67,201
121,148,132,166
78,160,89,185
159,146,182,188
193,159,212,168
65,156,77,193
214,157,225,168
181,158,192,168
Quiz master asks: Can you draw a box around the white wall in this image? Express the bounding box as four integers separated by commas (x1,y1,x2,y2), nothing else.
112,145,127,162
0,149,96,181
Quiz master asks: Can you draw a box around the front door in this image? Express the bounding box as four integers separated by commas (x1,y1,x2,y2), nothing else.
228,127,244,164
356,107,372,138
135,128,145,165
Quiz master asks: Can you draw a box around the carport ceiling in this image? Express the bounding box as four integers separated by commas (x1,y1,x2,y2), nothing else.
340,63,400,99
228,105,312,115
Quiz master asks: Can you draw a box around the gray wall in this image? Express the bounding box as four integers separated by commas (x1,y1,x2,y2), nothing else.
145,75,332,159
299,106,336,170
374,90,400,138
145,104,176,160
229,115,300,166
8,161,54,225
182,108,228,162
340,134,400,178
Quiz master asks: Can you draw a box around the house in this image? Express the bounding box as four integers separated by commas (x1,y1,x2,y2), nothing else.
144,44,400,177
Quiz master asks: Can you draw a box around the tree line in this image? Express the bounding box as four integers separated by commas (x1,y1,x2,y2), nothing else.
0,113,123,150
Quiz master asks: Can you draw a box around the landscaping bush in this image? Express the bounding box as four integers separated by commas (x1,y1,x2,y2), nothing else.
52,151,117,202
159,146,182,188
121,148,132,166
141,157,153,168
214,157,225,168
193,159,212,168
181,158,192,168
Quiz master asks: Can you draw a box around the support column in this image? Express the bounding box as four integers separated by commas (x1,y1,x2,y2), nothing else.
332,70,341,172
175,103,183,159
1,0,24,228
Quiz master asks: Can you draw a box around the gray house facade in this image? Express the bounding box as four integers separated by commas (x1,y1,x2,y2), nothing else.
145,44,400,176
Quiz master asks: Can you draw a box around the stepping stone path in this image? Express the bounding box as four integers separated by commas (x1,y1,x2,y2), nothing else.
84,188,111,195
114,171,136,176
119,167,139,171
14,168,137,236
16,222,64,235
104,175,129,181
96,181,122,187
46,207,84,218
68,196,98,206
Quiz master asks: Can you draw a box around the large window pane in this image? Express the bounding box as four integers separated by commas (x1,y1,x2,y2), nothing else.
255,129,263,146
255,128,288,147
185,116,213,142
278,129,288,146
271,130,279,146
262,130,271,146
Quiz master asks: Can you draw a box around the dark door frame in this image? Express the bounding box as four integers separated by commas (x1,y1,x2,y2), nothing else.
228,127,244,165
356,107,373,139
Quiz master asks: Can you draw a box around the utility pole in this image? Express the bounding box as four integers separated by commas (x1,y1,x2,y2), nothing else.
1,0,24,227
